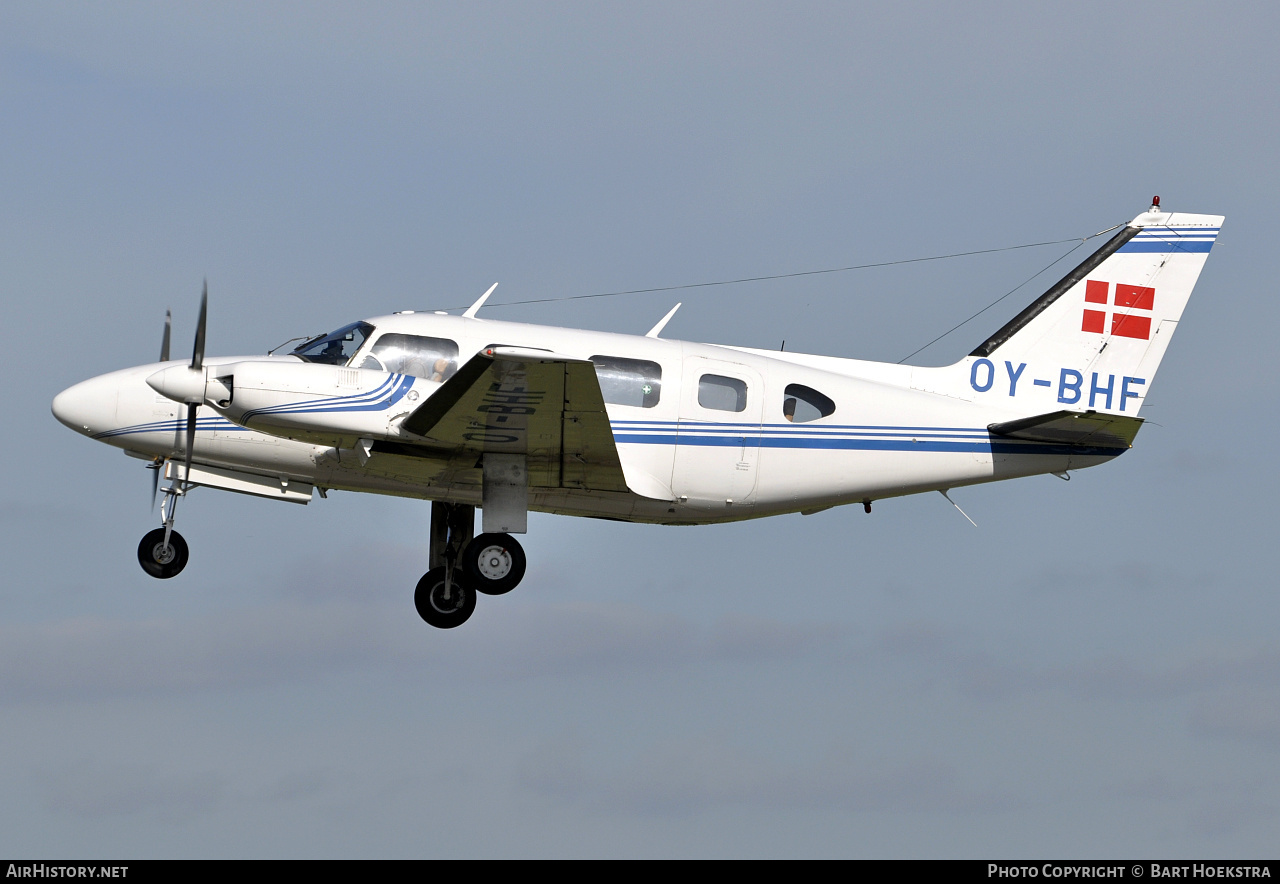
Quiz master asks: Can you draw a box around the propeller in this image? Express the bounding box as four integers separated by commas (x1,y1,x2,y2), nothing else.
149,309,174,508
160,310,171,362
148,457,162,510
147,284,208,505
181,282,208,493
192,281,207,372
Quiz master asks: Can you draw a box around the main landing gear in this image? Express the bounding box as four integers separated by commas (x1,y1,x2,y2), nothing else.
418,502,526,628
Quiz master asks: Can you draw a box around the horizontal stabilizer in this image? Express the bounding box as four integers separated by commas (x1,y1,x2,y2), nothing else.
988,410,1143,449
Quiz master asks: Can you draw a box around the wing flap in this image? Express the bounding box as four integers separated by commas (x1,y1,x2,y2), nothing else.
988,410,1143,448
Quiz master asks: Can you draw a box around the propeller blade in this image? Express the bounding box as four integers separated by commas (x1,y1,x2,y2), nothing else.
149,458,161,511
183,403,198,492
160,310,172,363
191,281,207,371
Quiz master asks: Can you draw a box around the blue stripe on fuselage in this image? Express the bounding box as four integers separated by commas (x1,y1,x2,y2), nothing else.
613,425,1126,458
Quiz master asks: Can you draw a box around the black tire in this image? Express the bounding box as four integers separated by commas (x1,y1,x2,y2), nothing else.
463,533,526,595
414,567,476,628
137,528,189,579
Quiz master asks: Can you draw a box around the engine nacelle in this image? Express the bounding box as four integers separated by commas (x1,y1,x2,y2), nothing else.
204,360,426,446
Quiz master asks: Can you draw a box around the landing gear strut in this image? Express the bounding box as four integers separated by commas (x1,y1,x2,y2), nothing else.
138,461,191,579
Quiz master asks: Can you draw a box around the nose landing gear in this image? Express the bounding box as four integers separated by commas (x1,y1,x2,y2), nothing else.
138,461,192,579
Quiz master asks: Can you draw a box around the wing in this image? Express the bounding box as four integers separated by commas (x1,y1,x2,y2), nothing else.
397,346,630,492
988,409,1143,449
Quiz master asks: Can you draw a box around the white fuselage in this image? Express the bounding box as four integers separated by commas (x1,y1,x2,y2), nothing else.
52,312,1119,525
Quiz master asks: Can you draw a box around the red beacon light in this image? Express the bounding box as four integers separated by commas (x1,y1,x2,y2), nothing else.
1151,195,1161,210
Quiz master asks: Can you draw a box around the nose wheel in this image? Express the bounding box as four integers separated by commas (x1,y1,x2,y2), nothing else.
137,527,189,579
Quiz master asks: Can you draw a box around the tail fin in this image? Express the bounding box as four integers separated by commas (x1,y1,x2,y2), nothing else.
960,205,1222,416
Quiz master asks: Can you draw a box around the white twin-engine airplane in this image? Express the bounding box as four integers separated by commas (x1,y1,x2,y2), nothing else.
53,200,1222,628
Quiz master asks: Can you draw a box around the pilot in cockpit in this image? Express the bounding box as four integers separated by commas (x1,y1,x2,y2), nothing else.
321,339,346,362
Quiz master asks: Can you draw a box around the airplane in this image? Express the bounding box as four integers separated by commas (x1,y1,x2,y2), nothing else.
52,199,1222,628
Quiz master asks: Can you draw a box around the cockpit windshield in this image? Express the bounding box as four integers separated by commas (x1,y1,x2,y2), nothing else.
291,321,374,366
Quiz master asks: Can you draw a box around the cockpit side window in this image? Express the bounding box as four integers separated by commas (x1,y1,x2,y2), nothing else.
357,334,460,381
590,355,662,408
782,383,836,423
292,321,374,366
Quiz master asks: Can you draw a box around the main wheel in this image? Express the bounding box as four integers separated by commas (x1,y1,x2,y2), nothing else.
463,533,526,595
137,528,189,579
414,567,476,628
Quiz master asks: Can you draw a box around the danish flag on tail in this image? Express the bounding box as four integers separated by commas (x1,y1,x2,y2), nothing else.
959,204,1223,416
1082,280,1154,340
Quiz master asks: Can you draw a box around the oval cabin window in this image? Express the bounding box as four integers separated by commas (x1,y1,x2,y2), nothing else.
782,384,835,423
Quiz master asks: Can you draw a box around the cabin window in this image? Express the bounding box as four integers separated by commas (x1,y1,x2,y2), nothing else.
782,383,836,423
358,334,459,381
698,374,748,412
292,321,374,366
590,355,662,408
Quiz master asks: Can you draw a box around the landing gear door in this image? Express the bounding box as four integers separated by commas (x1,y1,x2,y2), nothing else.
673,356,764,510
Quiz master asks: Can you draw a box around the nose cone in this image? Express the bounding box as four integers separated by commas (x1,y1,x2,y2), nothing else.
52,375,119,437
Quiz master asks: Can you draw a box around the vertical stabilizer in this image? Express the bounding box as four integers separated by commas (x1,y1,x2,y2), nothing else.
950,206,1222,416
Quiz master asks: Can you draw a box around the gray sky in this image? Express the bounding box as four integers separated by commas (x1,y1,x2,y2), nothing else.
3,2,1277,858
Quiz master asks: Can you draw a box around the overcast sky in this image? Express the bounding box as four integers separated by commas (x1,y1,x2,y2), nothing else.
3,2,1278,858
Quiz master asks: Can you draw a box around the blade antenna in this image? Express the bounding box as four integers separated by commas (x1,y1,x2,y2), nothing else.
645,303,682,338
462,283,498,319
938,490,978,527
